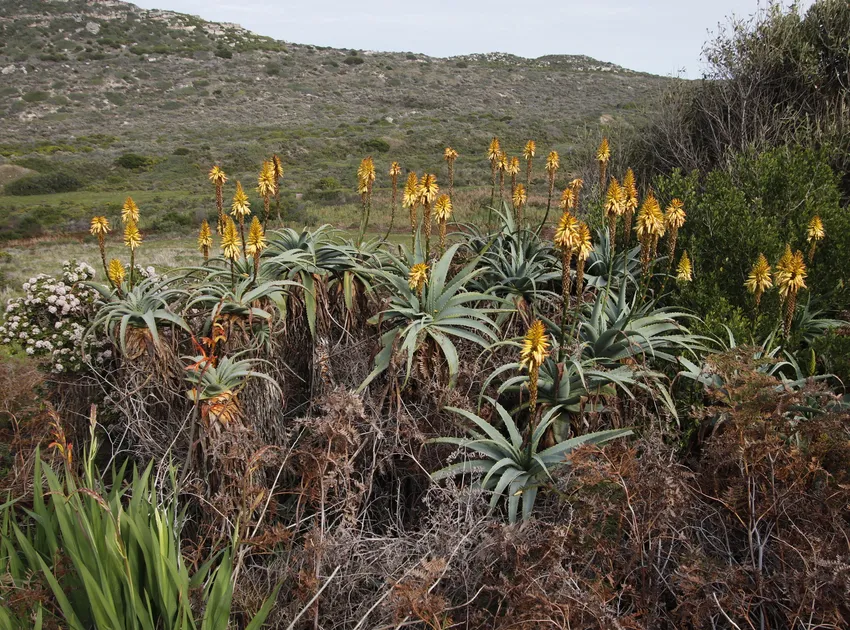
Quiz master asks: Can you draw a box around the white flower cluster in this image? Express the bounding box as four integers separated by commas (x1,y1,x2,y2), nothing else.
133,264,163,283
0,260,107,373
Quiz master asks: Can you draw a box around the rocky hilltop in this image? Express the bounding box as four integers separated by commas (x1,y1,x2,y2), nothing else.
0,0,673,237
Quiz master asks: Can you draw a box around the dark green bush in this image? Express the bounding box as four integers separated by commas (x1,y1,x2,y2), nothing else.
812,329,850,386
152,210,193,231
641,1,850,194
4,172,82,196
343,56,364,66
214,46,232,59
362,138,390,153
115,153,152,170
656,146,850,334
21,91,49,103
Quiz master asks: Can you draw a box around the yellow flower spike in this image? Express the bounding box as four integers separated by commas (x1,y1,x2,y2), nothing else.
408,262,429,297
357,156,376,194
575,222,593,262
488,137,502,203
635,191,665,274
257,161,277,226
231,181,251,219
523,140,536,187
559,187,576,211
604,179,624,217
417,173,439,205
121,197,139,224
487,137,501,164
604,178,624,249
390,161,402,178
745,253,773,307
107,258,126,287
775,248,807,336
554,211,579,251
664,199,686,230
569,178,584,196
512,183,527,210
403,172,419,209
246,216,267,280
403,171,419,246
208,165,228,186
434,193,453,254
555,210,580,302
271,155,284,185
597,137,610,187
545,151,560,175
91,216,111,279
123,219,142,250
507,156,521,198
665,198,686,268
776,250,807,299
245,216,267,256
221,216,241,261
622,168,638,244
90,216,110,236
519,319,549,413
596,137,611,164
434,194,453,223
123,218,142,287
198,219,213,260
507,156,520,177
443,147,458,199
520,320,549,369
574,221,593,304
209,165,228,235
258,160,276,197
418,173,439,256
807,215,824,262
676,251,693,282
356,157,377,242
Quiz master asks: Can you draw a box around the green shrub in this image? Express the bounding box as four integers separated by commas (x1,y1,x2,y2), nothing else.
4,172,82,196
655,146,850,333
172,147,191,156
105,91,126,106
214,46,232,59
21,91,49,103
812,329,850,386
115,152,152,170
362,138,390,153
343,56,364,66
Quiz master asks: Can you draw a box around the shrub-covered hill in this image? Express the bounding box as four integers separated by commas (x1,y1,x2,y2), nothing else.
0,0,672,237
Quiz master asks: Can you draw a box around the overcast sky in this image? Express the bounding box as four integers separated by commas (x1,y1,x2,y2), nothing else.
130,0,811,77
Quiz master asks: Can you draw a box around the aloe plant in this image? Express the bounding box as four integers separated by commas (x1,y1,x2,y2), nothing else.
431,400,631,522
578,285,706,367
359,242,503,390
86,277,190,356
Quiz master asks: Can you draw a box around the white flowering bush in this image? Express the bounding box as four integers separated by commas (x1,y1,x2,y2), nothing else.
0,261,110,373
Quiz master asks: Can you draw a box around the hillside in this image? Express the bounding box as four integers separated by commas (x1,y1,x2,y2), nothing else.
0,0,673,238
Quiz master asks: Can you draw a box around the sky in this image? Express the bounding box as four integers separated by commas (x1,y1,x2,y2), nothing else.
130,0,812,77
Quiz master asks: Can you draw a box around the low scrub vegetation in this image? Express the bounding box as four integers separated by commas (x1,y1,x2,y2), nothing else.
1,2,849,628
0,126,847,628
3,172,82,196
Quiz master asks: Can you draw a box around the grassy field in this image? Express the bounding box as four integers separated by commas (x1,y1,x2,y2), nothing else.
0,183,572,294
